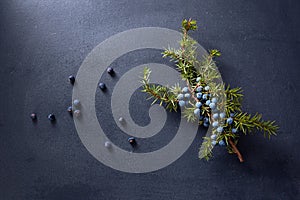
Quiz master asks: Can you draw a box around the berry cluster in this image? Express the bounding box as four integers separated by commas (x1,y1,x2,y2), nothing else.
180,77,238,147
177,87,191,107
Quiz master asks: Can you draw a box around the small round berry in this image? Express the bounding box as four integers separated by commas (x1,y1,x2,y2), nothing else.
73,99,80,107
196,77,201,82
104,141,112,148
68,75,75,84
67,106,73,114
202,94,208,100
99,82,106,90
218,140,225,146
178,100,185,107
211,97,218,103
230,113,235,117
203,117,209,123
30,113,37,120
118,117,124,122
47,114,55,121
217,126,223,133
232,128,237,133
196,93,202,99
203,122,209,127
199,115,204,120
226,117,233,125
177,93,184,100
194,108,200,116
219,112,226,118
74,110,81,117
128,137,136,146
182,87,189,93
184,93,191,99
205,100,211,105
204,86,210,91
212,141,217,146
196,87,202,92
212,113,219,119
211,134,217,140
212,121,219,127
209,103,216,109
107,67,114,74
195,102,202,108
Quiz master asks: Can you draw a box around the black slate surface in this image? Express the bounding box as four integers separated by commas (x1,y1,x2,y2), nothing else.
1,0,300,199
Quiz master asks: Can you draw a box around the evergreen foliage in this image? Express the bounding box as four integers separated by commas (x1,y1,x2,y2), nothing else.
141,19,279,162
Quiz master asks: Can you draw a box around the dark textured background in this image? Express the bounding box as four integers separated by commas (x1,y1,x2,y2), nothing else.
1,0,300,199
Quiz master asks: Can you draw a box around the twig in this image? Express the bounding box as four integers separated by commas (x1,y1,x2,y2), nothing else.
186,80,199,102
228,138,244,162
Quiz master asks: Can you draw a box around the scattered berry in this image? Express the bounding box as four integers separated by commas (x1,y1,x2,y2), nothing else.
118,117,124,122
107,67,114,75
74,110,81,117
128,137,136,146
203,122,209,127
73,99,80,107
99,82,106,90
202,94,208,100
30,113,37,120
196,87,202,92
232,128,237,133
230,113,235,117
69,75,75,84
212,141,217,146
104,141,112,148
47,114,56,121
67,106,73,114
196,77,201,82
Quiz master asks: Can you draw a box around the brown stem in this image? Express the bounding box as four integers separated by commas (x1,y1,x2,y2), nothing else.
228,138,244,163
146,84,178,103
147,86,162,100
186,80,199,102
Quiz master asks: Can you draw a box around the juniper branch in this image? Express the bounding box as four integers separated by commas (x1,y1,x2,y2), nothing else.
141,67,179,111
140,19,279,162
234,112,278,139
